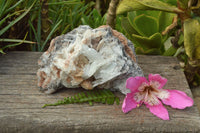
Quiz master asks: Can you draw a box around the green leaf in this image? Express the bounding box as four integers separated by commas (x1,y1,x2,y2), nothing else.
81,15,90,25
136,47,162,55
163,46,177,56
121,17,139,37
61,24,70,35
117,0,183,15
47,0,81,5
28,20,39,50
0,0,6,18
1,32,31,50
0,0,11,18
93,9,101,19
184,18,200,60
178,33,184,45
40,19,62,51
4,0,24,15
174,47,184,57
136,10,160,19
37,6,42,50
0,48,5,54
42,89,120,108
159,0,177,6
133,14,158,37
0,38,35,44
132,33,162,49
158,11,176,33
115,97,120,105
0,0,36,36
0,10,25,27
127,12,137,25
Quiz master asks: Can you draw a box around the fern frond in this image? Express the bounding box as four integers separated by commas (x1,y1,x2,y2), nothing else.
42,89,120,108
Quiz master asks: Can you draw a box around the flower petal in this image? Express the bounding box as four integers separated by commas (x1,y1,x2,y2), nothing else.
146,102,169,120
162,90,193,109
149,74,167,89
126,76,148,92
122,93,139,113
156,89,170,100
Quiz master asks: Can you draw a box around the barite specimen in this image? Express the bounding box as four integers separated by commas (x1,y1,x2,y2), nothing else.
37,25,143,94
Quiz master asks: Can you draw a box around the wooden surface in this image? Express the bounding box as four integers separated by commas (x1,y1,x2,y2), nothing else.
0,51,200,133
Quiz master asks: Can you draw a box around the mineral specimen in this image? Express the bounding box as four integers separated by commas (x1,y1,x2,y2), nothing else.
37,25,143,94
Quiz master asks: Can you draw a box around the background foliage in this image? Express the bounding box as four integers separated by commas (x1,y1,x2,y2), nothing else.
117,0,200,87
0,0,200,87
0,0,96,52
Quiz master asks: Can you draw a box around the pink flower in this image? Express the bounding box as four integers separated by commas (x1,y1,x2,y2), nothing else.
122,74,193,120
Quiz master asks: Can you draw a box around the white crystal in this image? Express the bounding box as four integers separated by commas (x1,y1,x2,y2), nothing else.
37,25,143,94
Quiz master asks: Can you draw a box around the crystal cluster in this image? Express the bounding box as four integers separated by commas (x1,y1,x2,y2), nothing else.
37,25,143,94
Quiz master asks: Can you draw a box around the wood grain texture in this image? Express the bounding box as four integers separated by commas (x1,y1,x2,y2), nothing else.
0,51,200,133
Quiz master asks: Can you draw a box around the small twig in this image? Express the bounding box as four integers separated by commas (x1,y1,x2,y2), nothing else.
162,16,178,35
95,0,101,15
106,0,119,29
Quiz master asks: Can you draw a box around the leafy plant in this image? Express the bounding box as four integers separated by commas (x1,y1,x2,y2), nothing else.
0,0,95,53
85,0,111,16
42,89,120,108
0,33,35,54
121,10,175,55
28,0,94,51
117,0,200,86
0,0,36,54
81,9,107,28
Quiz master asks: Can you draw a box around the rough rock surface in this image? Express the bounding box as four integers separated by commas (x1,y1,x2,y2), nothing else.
37,25,143,94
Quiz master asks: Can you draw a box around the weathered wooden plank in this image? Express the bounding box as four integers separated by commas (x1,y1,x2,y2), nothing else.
0,51,200,133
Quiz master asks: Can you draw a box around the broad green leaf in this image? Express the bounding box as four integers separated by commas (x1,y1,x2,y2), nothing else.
127,12,139,33
158,11,176,33
184,18,200,60
136,10,160,19
132,33,162,49
127,12,137,25
117,0,183,15
163,46,177,56
136,47,162,55
159,0,177,6
133,14,158,37
121,17,139,37
117,0,151,15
